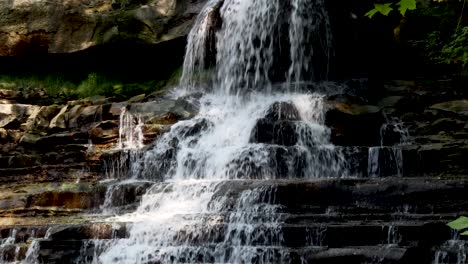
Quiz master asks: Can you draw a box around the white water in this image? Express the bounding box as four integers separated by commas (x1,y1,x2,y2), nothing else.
288,0,332,85
368,114,410,178
96,0,343,262
117,107,144,151
0,229,18,264
434,231,467,264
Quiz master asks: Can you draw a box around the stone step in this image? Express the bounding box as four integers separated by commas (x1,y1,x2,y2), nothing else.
98,177,468,216
34,242,454,264
2,223,463,263
9,221,452,248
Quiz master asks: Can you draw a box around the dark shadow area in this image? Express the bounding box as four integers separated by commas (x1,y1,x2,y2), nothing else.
0,36,187,83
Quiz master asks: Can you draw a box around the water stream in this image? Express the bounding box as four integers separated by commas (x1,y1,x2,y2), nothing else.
94,0,345,262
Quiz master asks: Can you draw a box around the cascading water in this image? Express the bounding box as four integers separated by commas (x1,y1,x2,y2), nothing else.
368,112,410,178
117,107,144,150
434,231,467,264
288,0,332,85
95,0,345,262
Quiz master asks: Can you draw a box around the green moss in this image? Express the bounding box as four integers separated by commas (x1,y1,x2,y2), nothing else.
0,67,182,100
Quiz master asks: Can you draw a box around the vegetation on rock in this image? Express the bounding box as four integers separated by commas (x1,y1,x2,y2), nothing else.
0,68,181,102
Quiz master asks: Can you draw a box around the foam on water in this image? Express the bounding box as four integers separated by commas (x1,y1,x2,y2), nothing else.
95,0,343,262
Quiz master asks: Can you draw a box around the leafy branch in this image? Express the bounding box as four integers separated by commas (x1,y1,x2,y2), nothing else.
365,0,417,18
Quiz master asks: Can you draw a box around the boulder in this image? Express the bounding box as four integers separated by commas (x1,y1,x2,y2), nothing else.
249,101,303,146
264,101,301,121
0,104,40,129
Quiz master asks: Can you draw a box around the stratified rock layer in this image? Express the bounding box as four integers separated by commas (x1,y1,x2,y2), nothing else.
0,0,207,56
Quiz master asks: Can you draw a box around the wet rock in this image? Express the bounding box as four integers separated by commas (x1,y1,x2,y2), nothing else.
377,95,404,108
101,181,153,209
402,143,468,177
126,94,146,104
250,102,302,146
67,105,103,129
46,223,126,240
325,102,383,146
0,128,8,142
102,103,127,120
0,104,40,129
129,99,197,120
430,100,468,116
25,105,62,132
29,191,98,210
89,121,119,143
68,96,111,107
142,124,169,143
264,101,301,121
147,112,183,125
6,154,41,168
49,105,69,131
250,119,299,146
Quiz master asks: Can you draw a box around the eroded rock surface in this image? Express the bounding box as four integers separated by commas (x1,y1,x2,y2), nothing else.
0,0,208,56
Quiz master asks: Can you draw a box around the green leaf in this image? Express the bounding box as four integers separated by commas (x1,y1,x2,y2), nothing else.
397,0,417,16
366,3,393,18
365,9,379,18
461,230,468,236
448,216,468,231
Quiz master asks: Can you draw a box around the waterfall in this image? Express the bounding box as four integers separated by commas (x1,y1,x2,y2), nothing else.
182,0,332,95
288,0,332,85
96,0,343,262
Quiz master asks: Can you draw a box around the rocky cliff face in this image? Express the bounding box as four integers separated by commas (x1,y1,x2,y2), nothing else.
0,0,207,56
0,90,197,185
1,79,467,263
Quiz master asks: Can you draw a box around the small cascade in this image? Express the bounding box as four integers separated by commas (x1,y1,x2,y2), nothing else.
117,107,144,151
0,228,42,264
127,93,346,181
387,225,400,245
24,240,40,264
0,229,18,263
434,231,467,264
218,186,286,263
368,113,410,177
100,107,147,214
305,225,327,247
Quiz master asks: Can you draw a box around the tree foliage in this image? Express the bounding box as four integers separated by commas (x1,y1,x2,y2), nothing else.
448,216,468,236
366,0,417,18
